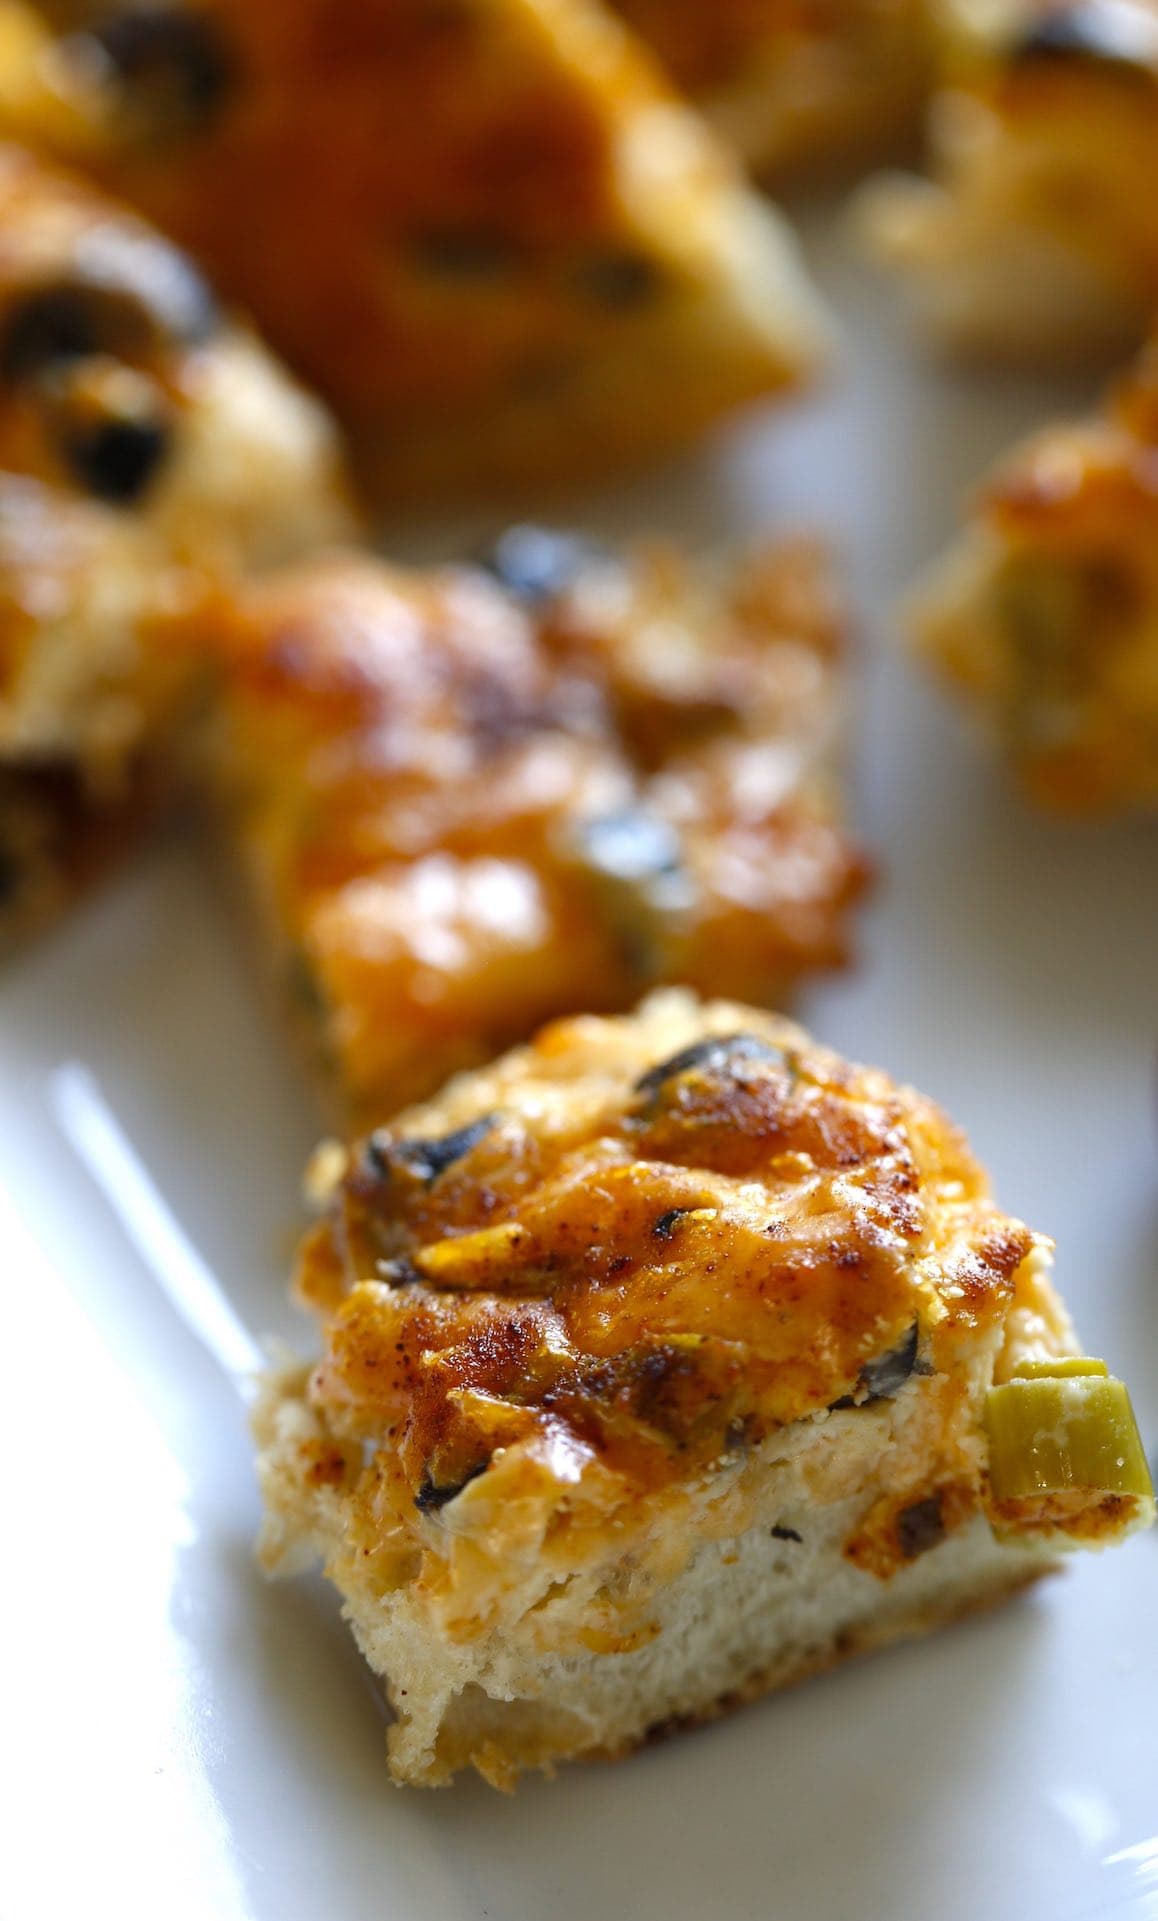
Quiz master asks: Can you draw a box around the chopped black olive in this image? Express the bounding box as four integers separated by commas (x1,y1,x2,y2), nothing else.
78,6,234,135
897,1494,945,1560
578,251,664,308
368,1112,497,1184
59,412,170,503
2,286,112,384
830,1321,927,1410
411,230,519,278
860,1321,922,1401
1008,0,1158,71
652,1206,691,1241
770,1524,803,1543
414,1461,488,1512
1,250,216,387
633,1032,783,1100
479,524,602,604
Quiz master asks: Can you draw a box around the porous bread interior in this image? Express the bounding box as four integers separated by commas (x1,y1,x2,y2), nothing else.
255,1346,1056,1791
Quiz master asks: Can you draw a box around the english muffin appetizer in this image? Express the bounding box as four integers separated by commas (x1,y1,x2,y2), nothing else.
206,532,866,1127
0,144,354,567
256,991,1153,1787
612,0,931,176
859,0,1158,357
0,0,829,501
0,144,353,939
909,333,1158,810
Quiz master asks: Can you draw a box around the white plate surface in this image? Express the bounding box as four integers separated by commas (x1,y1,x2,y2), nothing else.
2,203,1156,1921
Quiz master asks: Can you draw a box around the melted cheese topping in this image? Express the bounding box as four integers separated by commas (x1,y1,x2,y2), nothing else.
209,543,866,1125
295,993,1039,1537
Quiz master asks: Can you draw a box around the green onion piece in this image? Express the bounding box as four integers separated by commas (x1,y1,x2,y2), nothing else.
986,1372,1154,1502
1012,1356,1108,1380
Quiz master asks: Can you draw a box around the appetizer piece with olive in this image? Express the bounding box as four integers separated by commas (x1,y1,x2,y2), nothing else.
0,143,354,570
205,531,867,1126
0,142,355,940
908,334,1158,810
255,990,1152,1787
859,0,1158,357
0,0,830,501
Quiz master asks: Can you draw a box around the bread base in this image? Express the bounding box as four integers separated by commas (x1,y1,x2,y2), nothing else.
256,1366,1054,1790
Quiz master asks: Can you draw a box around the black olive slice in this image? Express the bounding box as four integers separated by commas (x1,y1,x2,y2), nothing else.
367,1113,497,1184
77,6,233,135
1,244,216,387
59,412,170,503
633,1032,783,1100
859,1321,922,1401
414,1461,488,1512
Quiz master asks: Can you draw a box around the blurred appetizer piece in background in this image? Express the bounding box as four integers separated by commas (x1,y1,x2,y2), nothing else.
256,990,1153,1788
909,334,1158,810
0,144,355,567
0,476,208,940
857,0,1158,358
612,0,931,177
0,0,831,503
0,142,355,940
206,531,867,1128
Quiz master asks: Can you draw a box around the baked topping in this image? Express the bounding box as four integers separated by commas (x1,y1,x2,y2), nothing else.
296,996,1038,1513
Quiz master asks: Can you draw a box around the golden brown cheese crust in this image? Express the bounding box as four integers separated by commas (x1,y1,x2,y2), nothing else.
910,334,1158,810
294,995,1038,1554
0,0,827,498
208,540,867,1125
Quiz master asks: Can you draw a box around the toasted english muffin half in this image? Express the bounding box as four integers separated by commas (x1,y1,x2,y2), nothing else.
857,0,1158,358
0,0,830,502
908,332,1158,810
204,533,867,1128
255,990,1153,1788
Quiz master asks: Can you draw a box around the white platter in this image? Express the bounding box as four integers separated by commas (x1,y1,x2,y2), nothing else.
2,201,1156,1921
